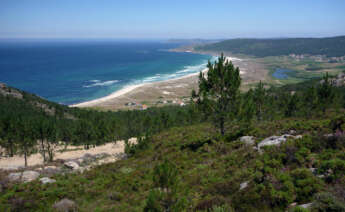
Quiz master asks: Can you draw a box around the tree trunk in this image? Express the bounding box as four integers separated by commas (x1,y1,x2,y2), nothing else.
41,139,46,163
46,142,54,162
24,151,27,167
220,117,225,136
9,139,14,157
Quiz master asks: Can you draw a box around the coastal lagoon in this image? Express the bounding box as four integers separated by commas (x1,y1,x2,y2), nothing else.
272,68,295,79
0,40,215,105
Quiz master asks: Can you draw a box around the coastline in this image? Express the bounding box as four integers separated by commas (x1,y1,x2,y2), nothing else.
71,54,264,110
70,54,213,108
71,67,209,108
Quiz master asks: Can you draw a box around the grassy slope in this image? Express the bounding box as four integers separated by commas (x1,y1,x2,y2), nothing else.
1,110,344,211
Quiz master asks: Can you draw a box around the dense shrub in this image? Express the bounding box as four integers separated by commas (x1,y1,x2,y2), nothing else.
312,192,345,212
319,159,345,182
144,161,187,212
291,169,323,203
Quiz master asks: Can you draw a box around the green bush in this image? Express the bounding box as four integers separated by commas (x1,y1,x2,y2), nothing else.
211,204,234,212
312,192,345,212
144,160,187,212
320,159,345,182
293,206,310,212
291,168,323,203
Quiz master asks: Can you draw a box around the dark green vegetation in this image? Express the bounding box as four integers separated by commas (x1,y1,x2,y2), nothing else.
0,84,201,166
1,64,345,211
196,36,345,57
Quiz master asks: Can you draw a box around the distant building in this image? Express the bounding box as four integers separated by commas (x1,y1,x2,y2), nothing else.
125,102,136,106
142,104,148,110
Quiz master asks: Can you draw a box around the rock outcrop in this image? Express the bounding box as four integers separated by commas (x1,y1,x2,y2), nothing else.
8,171,40,183
21,171,40,183
64,161,80,170
239,181,249,190
52,198,77,212
0,83,23,99
8,173,22,182
40,177,56,184
239,136,255,145
258,134,302,151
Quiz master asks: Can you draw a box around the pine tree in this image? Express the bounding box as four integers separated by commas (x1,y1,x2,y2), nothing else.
253,81,266,121
241,89,256,130
17,117,37,167
317,73,335,113
303,86,319,116
193,53,241,135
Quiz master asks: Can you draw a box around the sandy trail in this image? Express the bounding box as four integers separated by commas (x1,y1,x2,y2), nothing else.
0,141,127,170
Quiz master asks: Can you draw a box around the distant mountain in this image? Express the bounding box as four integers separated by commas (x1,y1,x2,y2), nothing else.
166,38,223,45
195,36,345,57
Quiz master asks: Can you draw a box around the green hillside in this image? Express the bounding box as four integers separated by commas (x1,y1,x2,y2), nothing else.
195,36,345,57
0,83,202,163
0,62,345,211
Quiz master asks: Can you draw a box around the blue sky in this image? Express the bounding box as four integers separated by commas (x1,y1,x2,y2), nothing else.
1,0,345,39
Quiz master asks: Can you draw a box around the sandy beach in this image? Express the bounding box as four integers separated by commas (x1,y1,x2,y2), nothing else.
72,55,268,110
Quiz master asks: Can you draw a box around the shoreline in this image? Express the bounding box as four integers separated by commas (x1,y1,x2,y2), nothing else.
71,55,250,109
71,55,217,108
71,68,208,108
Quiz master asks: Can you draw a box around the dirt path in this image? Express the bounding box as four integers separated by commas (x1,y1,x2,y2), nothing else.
0,141,130,170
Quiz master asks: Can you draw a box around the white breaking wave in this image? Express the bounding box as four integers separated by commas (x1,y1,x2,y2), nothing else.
89,79,101,83
176,63,207,74
138,57,218,84
83,80,119,88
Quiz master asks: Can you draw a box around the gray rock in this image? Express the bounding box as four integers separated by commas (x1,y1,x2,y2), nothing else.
239,136,255,145
40,177,56,184
95,152,110,159
114,153,128,160
295,135,303,139
64,161,79,170
8,172,22,182
309,168,317,174
289,130,297,135
258,135,289,149
240,181,249,190
299,202,313,209
289,202,297,208
77,158,84,165
43,166,61,175
83,153,93,158
77,167,85,174
81,153,96,164
52,198,77,212
258,134,302,151
21,171,40,183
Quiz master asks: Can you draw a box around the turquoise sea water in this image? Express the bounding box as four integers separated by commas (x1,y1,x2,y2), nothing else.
0,40,215,105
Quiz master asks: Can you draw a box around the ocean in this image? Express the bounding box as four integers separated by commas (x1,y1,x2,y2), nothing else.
0,40,214,105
